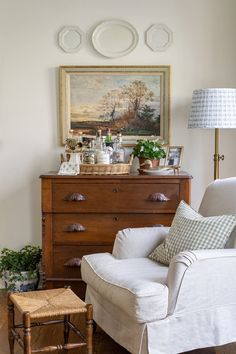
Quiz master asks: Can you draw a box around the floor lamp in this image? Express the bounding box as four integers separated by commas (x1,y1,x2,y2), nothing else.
188,88,236,180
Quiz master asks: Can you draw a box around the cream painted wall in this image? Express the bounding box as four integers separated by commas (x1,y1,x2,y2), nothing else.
0,0,236,252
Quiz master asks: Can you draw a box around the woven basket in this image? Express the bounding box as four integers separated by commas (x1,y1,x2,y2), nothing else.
80,155,133,175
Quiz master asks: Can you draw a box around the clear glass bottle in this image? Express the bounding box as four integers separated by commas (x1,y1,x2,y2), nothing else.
112,132,125,163
94,129,103,152
96,137,110,164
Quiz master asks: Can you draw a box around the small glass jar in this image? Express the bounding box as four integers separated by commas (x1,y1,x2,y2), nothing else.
96,150,110,164
83,140,96,164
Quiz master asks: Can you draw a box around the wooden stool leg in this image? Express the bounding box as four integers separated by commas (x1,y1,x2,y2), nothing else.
23,312,31,354
86,304,93,354
64,314,70,344
7,293,15,354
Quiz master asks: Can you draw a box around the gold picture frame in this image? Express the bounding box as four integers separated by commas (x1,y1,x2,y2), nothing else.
60,66,170,145
165,146,183,167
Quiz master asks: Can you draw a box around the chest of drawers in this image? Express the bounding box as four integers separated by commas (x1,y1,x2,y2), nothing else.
40,173,192,298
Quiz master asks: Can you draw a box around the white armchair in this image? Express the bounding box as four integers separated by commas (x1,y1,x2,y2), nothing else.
81,178,236,354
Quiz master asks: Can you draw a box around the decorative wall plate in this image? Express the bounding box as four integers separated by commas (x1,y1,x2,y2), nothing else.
58,26,84,53
92,20,138,58
146,24,173,52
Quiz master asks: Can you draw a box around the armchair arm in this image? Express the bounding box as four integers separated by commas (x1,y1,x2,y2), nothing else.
112,226,170,259
167,249,236,315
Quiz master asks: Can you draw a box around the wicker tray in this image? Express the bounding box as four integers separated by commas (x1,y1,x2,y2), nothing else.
80,155,133,175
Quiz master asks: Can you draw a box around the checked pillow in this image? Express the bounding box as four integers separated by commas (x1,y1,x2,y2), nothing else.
149,200,236,265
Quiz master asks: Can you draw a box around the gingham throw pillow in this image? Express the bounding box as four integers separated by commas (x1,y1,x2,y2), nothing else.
149,200,236,265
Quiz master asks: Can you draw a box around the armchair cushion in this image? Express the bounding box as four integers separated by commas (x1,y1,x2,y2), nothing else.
112,226,170,259
81,253,169,323
149,200,236,265
199,177,236,248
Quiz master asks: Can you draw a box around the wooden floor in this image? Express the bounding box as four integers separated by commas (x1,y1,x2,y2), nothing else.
1,291,236,354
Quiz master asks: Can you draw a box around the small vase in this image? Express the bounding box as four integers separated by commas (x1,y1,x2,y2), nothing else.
69,153,81,164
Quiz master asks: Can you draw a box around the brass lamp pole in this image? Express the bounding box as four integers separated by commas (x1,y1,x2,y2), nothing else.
188,88,236,180
213,128,224,180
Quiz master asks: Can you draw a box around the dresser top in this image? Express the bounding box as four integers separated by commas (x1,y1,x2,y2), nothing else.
40,172,192,180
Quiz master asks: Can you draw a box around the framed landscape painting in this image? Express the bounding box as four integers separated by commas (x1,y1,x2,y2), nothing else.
60,66,170,145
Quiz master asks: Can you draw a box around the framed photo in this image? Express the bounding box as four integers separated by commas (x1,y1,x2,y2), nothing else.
165,146,183,167
60,66,170,145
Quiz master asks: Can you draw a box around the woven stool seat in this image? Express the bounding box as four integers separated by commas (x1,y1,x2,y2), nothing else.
10,288,87,319
8,288,93,353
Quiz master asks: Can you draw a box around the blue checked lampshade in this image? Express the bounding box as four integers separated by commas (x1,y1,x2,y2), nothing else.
188,88,236,179
188,88,236,129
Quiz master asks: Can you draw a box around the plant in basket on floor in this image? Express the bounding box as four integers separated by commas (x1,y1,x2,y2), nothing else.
0,245,42,292
132,139,166,170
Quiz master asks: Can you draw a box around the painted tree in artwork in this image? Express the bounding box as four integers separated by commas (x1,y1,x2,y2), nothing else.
138,104,161,134
99,89,122,120
139,105,156,121
121,80,155,119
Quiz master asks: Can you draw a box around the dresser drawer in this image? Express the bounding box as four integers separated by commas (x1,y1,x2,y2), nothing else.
52,182,179,213
52,213,174,245
52,245,113,279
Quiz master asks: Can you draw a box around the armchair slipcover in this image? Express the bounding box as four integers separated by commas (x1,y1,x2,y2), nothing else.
81,178,236,354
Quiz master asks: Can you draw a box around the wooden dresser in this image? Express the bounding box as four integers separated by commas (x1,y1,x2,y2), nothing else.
40,173,192,298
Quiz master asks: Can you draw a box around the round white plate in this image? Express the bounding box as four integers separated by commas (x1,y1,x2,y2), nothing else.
143,168,172,176
92,19,139,58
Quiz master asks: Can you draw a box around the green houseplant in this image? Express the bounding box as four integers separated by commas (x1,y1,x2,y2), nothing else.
0,245,42,291
132,139,166,168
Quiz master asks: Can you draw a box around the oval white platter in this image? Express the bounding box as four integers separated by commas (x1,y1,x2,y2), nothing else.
92,19,139,58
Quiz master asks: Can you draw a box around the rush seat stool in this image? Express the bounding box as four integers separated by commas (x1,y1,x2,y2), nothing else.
7,288,93,353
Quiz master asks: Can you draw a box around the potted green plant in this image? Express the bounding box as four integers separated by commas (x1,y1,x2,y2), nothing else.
132,139,166,169
0,245,42,291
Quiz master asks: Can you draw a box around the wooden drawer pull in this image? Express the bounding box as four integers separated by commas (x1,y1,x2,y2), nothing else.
147,193,170,202
65,223,86,232
64,258,81,268
113,216,119,221
64,193,86,202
